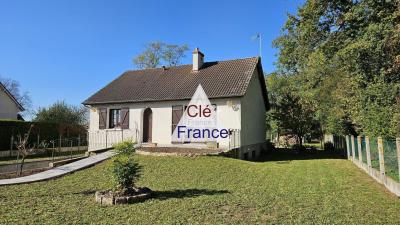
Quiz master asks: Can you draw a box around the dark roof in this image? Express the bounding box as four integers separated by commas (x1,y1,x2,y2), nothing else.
83,57,269,109
0,82,24,111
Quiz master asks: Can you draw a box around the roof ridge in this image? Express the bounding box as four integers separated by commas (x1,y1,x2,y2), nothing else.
124,56,260,73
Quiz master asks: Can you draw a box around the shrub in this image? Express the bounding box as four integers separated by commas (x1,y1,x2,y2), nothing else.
111,155,142,193
324,142,335,151
113,141,136,155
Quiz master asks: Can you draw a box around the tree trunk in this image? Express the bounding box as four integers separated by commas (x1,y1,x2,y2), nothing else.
18,157,25,176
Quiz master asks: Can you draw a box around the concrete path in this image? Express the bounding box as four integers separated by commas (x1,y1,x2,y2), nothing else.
0,151,113,186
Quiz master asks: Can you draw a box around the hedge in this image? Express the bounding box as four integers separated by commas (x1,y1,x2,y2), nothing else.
0,120,86,151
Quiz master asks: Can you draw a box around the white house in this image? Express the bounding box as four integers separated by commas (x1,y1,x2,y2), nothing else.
0,82,24,120
83,48,270,159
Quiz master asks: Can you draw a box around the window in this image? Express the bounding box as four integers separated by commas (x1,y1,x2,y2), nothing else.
109,109,121,128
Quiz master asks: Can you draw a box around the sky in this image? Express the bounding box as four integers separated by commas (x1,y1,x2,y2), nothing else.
0,0,304,117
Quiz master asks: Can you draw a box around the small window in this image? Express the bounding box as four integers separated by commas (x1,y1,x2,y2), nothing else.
109,109,121,128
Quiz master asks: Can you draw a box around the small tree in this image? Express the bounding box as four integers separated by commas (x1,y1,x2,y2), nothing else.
272,92,319,149
110,141,141,194
111,156,142,194
14,125,44,176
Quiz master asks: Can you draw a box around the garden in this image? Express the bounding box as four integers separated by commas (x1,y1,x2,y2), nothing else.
0,147,399,224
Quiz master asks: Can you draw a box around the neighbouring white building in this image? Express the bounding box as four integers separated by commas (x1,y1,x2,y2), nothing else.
0,82,24,120
83,48,270,159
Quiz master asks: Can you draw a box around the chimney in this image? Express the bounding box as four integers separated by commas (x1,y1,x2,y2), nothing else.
192,47,204,71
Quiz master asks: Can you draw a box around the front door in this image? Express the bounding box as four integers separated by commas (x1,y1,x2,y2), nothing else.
143,108,152,142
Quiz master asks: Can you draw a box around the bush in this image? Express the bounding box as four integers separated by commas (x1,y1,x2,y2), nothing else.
324,142,335,151
111,155,142,193
113,141,136,155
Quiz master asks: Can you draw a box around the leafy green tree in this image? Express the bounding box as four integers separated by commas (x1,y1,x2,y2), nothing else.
266,73,320,147
111,155,142,193
111,141,141,193
133,42,189,69
273,0,400,138
33,101,87,125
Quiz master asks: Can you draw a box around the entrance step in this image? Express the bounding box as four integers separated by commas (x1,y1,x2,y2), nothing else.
141,143,158,147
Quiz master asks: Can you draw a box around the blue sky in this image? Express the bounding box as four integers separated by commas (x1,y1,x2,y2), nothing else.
0,0,304,114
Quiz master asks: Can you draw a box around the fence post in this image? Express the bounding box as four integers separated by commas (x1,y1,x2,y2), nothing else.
59,134,62,151
10,135,14,157
52,141,55,162
345,135,350,159
396,138,400,182
351,135,356,161
357,136,362,163
70,140,73,159
365,136,371,168
78,135,81,151
377,137,385,179
105,130,108,148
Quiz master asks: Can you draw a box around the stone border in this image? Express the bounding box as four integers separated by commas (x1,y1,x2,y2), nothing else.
95,188,152,205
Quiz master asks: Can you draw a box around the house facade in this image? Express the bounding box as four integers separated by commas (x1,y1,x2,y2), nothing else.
0,82,24,120
83,49,269,159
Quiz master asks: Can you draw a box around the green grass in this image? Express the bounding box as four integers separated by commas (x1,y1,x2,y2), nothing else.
0,151,399,224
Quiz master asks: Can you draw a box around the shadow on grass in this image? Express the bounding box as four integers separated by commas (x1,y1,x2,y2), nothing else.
72,188,230,201
73,190,97,195
152,188,230,201
256,148,346,162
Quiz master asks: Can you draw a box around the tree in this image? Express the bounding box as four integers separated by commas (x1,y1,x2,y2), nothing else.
14,125,46,176
273,0,400,138
271,88,319,148
111,141,141,194
266,73,321,148
33,100,87,125
133,42,189,69
0,76,32,116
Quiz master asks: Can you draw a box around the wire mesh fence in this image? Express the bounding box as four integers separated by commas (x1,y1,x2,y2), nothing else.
343,135,400,196
383,138,399,182
2,136,88,163
354,137,359,160
361,137,367,164
369,138,380,171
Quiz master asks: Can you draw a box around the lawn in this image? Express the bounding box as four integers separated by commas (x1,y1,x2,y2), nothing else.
0,150,399,224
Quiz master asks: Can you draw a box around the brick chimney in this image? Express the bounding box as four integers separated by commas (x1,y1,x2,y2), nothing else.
192,47,204,71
